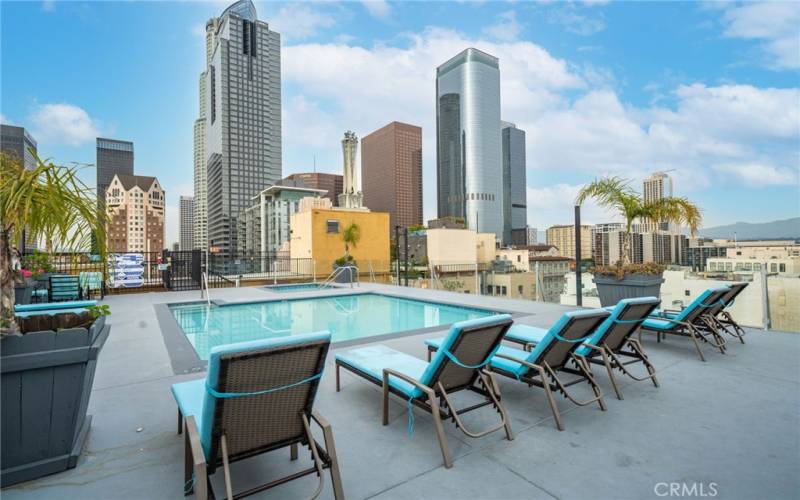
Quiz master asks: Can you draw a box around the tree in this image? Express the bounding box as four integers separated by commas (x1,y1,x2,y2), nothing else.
341,223,361,261
0,153,107,332
575,176,701,267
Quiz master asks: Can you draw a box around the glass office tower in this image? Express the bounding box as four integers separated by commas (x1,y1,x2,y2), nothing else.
436,48,503,240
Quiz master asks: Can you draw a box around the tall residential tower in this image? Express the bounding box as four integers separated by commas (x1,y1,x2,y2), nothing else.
202,0,281,255
179,196,195,250
642,171,675,233
436,48,503,240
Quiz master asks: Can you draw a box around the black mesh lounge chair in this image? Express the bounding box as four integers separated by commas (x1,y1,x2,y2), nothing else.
171,332,344,500
335,314,514,469
427,309,610,431
502,298,661,401
697,283,748,344
640,286,729,361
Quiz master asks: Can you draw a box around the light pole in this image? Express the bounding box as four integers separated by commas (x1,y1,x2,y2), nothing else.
575,205,582,307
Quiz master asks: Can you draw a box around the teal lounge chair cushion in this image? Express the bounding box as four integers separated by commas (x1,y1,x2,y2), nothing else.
172,331,331,459
505,324,548,345
15,300,97,312
425,338,531,378
642,318,676,330
337,314,513,399
335,345,430,398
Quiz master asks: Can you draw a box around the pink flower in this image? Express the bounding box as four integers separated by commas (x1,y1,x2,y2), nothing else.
19,269,33,278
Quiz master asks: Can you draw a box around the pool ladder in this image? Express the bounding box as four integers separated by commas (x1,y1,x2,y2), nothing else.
321,265,359,289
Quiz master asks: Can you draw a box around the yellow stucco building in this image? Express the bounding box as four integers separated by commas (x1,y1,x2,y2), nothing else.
290,208,391,277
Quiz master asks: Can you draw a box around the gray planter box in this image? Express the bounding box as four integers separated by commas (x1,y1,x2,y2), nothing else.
14,284,33,305
1,315,110,486
593,274,664,308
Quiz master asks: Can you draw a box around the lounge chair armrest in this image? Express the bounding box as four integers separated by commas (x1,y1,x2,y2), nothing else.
492,353,544,373
310,410,332,430
382,368,435,397
582,343,604,352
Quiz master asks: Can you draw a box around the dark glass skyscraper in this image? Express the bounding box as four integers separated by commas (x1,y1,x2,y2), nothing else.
96,137,134,208
1,124,38,171
502,122,527,245
204,0,281,256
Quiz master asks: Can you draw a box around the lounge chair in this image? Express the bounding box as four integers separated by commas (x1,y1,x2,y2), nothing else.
426,309,610,431
698,283,748,344
502,298,661,401
49,275,81,302
640,286,729,361
171,332,344,500
335,315,514,469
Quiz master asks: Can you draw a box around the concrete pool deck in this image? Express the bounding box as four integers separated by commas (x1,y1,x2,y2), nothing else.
3,283,799,499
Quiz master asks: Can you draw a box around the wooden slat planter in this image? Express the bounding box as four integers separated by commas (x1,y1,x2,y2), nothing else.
1,315,110,487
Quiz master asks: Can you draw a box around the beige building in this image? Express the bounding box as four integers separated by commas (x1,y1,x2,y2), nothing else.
485,272,537,300
427,229,497,266
495,248,530,272
106,174,165,253
546,224,592,260
707,257,799,276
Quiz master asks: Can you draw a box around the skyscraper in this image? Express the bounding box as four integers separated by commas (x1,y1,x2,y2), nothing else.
1,124,37,170
362,121,423,230
2,124,39,250
179,196,195,251
642,171,675,233
192,18,220,251
501,122,527,245
436,48,503,240
105,174,164,253
96,137,134,209
203,0,281,255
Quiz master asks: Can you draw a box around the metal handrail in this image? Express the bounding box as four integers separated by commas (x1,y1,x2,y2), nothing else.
322,265,359,289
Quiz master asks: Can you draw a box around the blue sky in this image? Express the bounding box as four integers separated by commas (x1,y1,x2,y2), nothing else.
2,0,799,245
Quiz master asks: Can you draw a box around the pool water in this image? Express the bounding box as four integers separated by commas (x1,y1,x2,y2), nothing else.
264,283,332,292
168,293,497,360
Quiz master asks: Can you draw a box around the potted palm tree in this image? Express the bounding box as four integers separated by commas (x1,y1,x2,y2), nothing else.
575,176,701,307
333,222,361,283
0,153,110,486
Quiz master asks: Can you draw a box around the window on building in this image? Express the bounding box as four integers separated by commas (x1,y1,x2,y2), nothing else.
487,285,493,294
779,263,786,272
518,285,523,295
685,290,691,296
771,263,777,272
326,220,339,233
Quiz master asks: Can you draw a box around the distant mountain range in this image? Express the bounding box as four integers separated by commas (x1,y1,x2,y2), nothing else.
698,217,800,241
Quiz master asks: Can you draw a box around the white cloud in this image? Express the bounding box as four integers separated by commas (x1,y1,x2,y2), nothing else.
362,0,390,19
29,103,102,147
483,11,522,42
282,27,799,226
712,163,799,187
547,5,606,36
41,0,55,12
720,1,800,70
269,4,336,41
0,113,13,125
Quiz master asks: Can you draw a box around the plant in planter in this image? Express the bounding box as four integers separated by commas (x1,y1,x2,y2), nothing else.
576,176,701,306
333,223,361,283
0,153,110,485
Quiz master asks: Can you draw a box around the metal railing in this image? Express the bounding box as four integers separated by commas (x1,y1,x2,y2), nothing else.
322,265,359,289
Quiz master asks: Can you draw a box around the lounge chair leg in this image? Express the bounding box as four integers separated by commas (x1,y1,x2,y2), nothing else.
301,414,326,500
599,347,623,400
480,372,513,441
576,356,606,411
428,392,453,468
687,325,707,362
290,442,298,461
313,411,345,500
335,363,341,392
183,430,192,496
220,435,234,500
381,373,390,426
538,366,564,431
185,416,208,500
178,409,183,435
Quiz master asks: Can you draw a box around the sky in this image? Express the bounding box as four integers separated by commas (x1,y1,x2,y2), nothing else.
1,0,799,246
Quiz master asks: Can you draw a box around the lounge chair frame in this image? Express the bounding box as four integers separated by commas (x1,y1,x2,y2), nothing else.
696,283,748,344
641,288,730,362
178,338,344,500
335,320,514,469
429,312,609,431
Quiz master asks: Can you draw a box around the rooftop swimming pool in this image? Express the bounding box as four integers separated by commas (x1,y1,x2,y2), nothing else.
168,293,497,360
